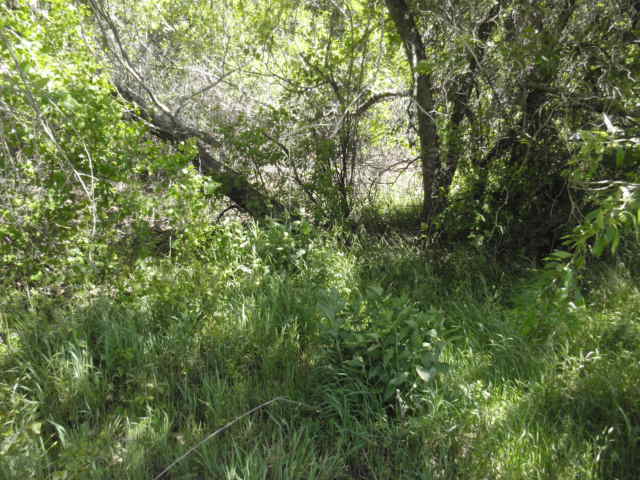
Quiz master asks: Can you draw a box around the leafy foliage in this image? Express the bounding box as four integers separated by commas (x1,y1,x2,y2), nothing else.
546,117,640,300
1,1,640,479
0,0,220,294
319,285,446,412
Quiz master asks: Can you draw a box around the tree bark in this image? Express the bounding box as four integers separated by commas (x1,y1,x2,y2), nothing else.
441,2,502,217
384,0,440,224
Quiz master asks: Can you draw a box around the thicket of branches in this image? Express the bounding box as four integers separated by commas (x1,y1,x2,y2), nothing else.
1,0,639,285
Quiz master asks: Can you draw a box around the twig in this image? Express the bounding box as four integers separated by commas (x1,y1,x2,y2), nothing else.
215,204,240,222
152,397,312,480
88,0,173,120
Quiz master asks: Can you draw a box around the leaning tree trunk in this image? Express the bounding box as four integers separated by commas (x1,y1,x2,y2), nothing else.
115,83,287,219
88,0,286,220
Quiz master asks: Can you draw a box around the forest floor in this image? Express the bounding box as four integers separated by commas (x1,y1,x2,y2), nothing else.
1,222,639,479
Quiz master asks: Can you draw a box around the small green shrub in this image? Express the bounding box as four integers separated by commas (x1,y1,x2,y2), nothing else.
318,286,447,414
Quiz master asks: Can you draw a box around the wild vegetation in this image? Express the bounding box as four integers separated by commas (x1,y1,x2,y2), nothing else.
1,0,639,478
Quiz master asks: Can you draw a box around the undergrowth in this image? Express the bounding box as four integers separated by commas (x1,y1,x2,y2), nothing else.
1,221,639,479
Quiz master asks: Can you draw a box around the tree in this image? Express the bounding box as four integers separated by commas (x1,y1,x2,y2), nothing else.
87,0,289,219
87,0,410,223
384,0,439,223
383,0,505,226
19,0,634,254
383,0,639,251
261,1,409,220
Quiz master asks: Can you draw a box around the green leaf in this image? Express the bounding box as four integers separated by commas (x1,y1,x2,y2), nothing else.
368,366,382,380
368,285,383,297
29,422,42,435
616,148,626,168
592,235,606,257
549,250,572,260
611,228,620,254
390,371,409,386
383,349,393,366
416,60,431,75
345,355,365,368
383,385,396,401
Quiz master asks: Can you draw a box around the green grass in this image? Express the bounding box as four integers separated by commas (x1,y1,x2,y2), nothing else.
1,222,639,479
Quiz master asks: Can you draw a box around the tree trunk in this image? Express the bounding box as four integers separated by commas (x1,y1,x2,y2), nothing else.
115,83,287,219
384,0,440,224
442,3,502,215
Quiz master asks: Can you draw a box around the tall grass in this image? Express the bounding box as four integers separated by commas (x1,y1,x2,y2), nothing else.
1,221,638,479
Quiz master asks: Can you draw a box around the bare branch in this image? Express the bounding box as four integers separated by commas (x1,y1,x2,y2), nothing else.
354,90,411,117
88,0,174,121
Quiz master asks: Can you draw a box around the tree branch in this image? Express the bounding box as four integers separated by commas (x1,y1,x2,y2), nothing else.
354,90,411,117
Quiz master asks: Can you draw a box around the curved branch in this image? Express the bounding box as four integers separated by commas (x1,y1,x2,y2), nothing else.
354,90,411,117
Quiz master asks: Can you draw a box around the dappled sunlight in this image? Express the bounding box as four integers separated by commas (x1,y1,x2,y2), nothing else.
2,0,639,478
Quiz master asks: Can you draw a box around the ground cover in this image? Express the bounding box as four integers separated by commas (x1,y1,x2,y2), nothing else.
1,222,638,479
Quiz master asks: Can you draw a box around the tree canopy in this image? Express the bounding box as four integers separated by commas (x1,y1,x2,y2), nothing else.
2,0,639,271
